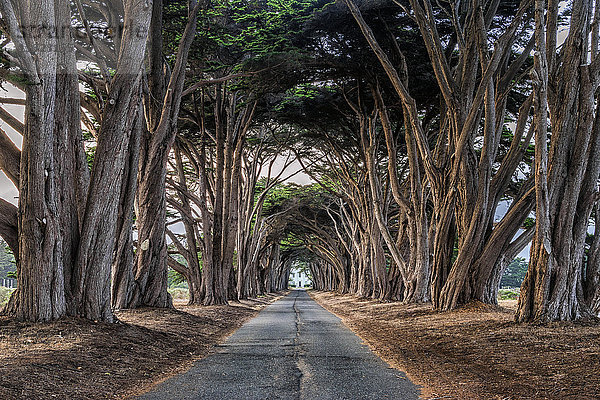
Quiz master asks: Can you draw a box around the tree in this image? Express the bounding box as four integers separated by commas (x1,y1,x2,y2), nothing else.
161,0,325,304
0,0,152,322
500,257,528,288
122,0,201,309
585,205,600,314
516,0,600,322
344,0,537,309
0,240,15,280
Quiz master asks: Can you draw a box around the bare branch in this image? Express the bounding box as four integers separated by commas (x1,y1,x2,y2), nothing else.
0,98,25,105
0,126,20,186
0,198,17,255
0,106,23,134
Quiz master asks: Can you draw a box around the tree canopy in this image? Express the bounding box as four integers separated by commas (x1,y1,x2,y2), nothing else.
0,0,598,323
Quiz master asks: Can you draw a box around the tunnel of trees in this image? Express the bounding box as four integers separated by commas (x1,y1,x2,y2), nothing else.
0,0,598,323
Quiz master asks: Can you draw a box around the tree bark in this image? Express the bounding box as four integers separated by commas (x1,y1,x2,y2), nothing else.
0,200,18,255
2,0,152,322
0,127,20,188
55,0,91,315
111,110,142,309
586,204,600,314
172,142,202,304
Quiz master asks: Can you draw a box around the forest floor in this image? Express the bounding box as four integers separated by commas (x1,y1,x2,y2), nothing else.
0,293,285,399
311,291,600,400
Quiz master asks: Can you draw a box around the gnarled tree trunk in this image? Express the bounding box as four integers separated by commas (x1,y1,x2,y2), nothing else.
128,0,200,308
516,0,600,322
2,0,70,321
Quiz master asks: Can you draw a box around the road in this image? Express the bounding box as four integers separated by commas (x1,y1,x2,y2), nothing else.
138,290,420,400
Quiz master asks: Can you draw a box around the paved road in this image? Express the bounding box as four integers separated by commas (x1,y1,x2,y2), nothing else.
139,290,420,400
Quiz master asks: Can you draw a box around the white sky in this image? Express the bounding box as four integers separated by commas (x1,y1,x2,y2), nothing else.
0,84,23,206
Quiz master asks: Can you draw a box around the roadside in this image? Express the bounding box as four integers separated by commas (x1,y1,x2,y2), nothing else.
0,293,285,399
310,291,600,400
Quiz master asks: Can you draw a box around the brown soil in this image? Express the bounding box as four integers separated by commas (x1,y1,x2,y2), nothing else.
310,291,600,400
0,294,285,399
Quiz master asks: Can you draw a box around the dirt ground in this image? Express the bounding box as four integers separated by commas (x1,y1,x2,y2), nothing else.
310,291,600,400
0,293,284,399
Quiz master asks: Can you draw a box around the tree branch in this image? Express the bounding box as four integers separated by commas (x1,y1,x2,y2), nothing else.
0,198,17,255
0,106,24,134
0,126,20,187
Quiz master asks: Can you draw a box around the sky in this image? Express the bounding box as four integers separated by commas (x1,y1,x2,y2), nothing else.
0,83,23,206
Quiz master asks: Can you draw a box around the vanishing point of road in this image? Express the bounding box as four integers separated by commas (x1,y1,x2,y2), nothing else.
139,290,420,400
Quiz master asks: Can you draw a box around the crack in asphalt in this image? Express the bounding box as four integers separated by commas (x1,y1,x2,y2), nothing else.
292,290,308,400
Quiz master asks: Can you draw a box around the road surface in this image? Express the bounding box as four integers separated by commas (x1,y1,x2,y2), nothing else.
139,290,420,400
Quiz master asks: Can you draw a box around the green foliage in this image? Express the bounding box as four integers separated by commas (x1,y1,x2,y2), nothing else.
498,288,520,300
257,180,305,215
202,0,327,56
523,142,535,165
85,146,96,170
0,50,36,87
0,242,15,280
500,257,528,288
523,217,535,230
0,286,14,307
168,268,188,288
179,0,330,94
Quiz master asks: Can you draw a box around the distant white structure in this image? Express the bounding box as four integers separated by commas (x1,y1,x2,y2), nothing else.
1,278,15,288
289,268,312,288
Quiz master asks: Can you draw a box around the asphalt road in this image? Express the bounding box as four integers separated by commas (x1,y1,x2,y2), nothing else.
138,290,420,400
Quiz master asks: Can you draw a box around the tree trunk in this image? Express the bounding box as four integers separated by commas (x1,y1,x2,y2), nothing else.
3,0,66,321
128,124,173,308
516,0,599,322
72,0,152,321
0,128,20,255
128,0,200,308
430,201,456,309
111,110,142,309
173,143,202,304
2,0,152,322
55,0,91,314
586,204,600,314
0,200,18,256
